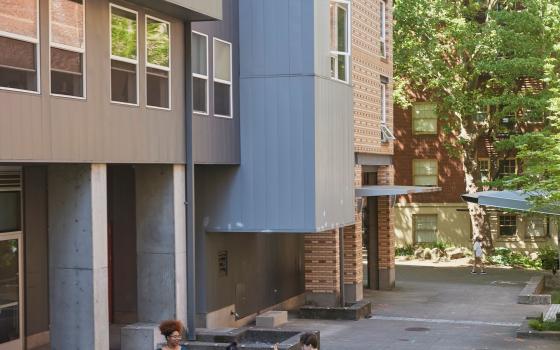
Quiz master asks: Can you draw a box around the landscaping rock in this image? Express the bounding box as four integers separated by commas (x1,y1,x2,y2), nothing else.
430,248,440,259
414,247,424,259
530,252,539,261
422,248,432,260
447,248,465,260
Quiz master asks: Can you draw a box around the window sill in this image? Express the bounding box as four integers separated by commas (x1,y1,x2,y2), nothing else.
495,237,519,242
523,237,550,242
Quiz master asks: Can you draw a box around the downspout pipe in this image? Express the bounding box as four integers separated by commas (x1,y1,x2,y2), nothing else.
184,21,197,341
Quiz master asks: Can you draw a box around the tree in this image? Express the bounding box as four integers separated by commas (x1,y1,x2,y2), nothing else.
393,0,559,243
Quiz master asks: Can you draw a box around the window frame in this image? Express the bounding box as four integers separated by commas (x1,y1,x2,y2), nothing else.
498,158,517,178
413,214,438,244
525,215,547,239
109,3,139,106
478,158,490,182
213,37,233,119
49,0,86,99
330,0,351,83
191,30,209,116
0,0,40,94
144,14,171,110
498,214,517,237
379,0,386,58
412,102,438,135
412,159,438,186
380,78,395,142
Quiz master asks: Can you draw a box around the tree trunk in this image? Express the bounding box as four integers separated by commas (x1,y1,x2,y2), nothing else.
460,128,494,249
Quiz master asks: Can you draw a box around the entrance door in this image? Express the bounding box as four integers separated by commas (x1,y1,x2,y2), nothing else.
0,170,24,350
0,234,23,350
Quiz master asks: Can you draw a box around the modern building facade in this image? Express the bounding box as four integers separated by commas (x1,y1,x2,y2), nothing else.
0,0,222,349
393,103,559,252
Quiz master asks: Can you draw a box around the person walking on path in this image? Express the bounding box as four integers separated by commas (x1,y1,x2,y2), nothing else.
471,235,486,275
159,320,184,350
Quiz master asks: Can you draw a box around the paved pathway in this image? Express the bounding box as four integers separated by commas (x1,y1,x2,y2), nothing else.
284,265,557,349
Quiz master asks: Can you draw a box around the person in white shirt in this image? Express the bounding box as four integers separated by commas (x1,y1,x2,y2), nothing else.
471,235,486,275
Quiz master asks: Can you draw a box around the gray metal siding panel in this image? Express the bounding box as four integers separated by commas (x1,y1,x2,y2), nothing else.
192,0,240,164
314,77,355,230
0,0,185,164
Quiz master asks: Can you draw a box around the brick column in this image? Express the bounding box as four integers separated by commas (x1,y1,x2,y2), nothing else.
377,165,395,290
304,230,340,306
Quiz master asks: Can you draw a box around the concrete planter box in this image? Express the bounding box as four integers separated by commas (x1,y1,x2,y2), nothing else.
516,319,560,340
158,328,320,350
518,276,551,305
299,300,372,321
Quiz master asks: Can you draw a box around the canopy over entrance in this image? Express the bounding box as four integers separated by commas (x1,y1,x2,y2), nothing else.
355,185,441,197
461,190,560,216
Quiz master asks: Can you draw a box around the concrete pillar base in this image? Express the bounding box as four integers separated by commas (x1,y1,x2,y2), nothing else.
344,282,363,303
121,323,165,350
305,292,339,307
378,267,395,290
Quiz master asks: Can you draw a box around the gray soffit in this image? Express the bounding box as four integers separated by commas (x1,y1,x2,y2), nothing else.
355,185,441,197
461,190,560,216
128,0,222,21
355,153,392,166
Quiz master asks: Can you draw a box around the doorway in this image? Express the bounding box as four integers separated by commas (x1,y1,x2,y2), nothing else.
0,170,24,350
361,171,379,290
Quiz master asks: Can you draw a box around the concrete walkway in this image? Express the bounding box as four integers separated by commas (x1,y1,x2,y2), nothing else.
284,265,557,349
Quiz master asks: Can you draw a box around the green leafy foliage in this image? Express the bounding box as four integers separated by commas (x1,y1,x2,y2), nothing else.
488,247,541,268
539,245,559,271
528,318,560,331
111,12,137,59
147,19,170,67
396,245,415,256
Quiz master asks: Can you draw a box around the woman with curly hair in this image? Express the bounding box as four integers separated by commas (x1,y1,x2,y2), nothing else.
159,319,184,350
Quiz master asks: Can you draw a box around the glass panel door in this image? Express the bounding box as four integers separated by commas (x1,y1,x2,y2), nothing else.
0,235,22,350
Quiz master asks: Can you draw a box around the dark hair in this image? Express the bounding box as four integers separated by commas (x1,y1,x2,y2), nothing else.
226,342,238,350
300,333,318,348
158,319,184,337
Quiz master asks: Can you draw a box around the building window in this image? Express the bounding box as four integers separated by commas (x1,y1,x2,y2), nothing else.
146,16,170,109
412,103,438,135
380,76,394,142
213,38,232,118
330,0,350,82
192,31,208,114
0,0,39,92
50,0,85,98
413,159,438,186
414,215,437,243
478,159,490,182
499,214,517,236
110,4,138,105
498,159,516,178
379,0,386,58
526,216,547,238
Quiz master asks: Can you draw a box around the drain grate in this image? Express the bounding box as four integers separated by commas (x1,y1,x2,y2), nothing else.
405,327,430,332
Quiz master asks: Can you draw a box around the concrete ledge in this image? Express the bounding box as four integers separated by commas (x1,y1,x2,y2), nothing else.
518,276,551,305
517,319,560,340
543,304,560,322
121,323,164,350
299,300,372,321
256,311,288,328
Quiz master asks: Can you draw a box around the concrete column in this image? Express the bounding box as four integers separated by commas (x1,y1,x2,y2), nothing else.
304,230,340,306
48,164,109,350
135,164,187,323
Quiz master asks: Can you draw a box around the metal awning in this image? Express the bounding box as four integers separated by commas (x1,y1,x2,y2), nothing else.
355,185,441,197
461,190,560,216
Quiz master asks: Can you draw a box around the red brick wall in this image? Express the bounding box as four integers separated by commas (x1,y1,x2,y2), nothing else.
304,230,340,294
393,106,466,203
377,166,395,271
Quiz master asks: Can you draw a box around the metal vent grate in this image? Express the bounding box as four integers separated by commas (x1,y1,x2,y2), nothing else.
0,171,22,189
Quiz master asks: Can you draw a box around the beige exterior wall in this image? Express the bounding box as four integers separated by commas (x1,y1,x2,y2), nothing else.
395,203,472,248
396,203,559,252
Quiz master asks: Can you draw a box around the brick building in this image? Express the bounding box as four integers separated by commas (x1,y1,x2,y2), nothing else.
393,103,559,252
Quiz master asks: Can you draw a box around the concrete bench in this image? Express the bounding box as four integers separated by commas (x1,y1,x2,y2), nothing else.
543,304,560,322
256,311,288,328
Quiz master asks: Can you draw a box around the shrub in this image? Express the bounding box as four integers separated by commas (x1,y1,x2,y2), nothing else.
395,245,415,256
539,246,559,273
488,247,541,269
528,318,560,332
